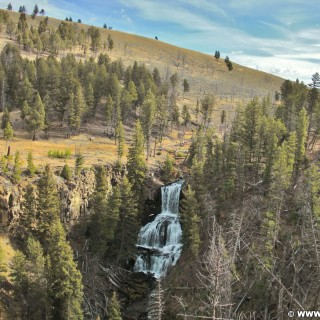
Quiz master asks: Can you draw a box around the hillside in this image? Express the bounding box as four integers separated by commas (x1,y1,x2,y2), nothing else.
2,10,283,103
0,9,284,171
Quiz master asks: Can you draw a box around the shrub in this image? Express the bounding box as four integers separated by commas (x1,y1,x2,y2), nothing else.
48,149,71,159
60,164,72,181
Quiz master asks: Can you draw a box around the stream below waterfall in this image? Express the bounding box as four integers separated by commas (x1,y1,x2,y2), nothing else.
134,180,183,278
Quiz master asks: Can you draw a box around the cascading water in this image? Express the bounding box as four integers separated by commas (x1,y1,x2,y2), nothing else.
134,180,183,278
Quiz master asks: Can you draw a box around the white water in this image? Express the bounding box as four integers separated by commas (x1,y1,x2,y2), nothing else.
134,181,183,278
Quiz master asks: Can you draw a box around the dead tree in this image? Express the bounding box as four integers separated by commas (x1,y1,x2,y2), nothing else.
197,217,233,319
148,279,164,320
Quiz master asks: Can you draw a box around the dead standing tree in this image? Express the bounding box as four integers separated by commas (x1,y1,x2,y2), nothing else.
148,278,164,320
198,217,233,319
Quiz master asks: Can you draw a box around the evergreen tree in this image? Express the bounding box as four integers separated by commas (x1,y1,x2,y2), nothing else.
181,104,191,126
32,5,39,19
127,120,147,217
141,90,156,159
108,292,122,320
27,151,36,176
84,82,95,116
104,184,121,243
108,34,114,51
3,121,13,142
75,152,84,176
37,165,60,244
180,186,201,256
24,237,47,320
12,151,22,183
295,107,307,171
183,78,190,94
19,184,38,239
47,222,83,320
162,154,174,183
90,165,109,254
1,107,10,129
11,251,28,296
116,120,125,161
114,177,139,266
23,93,46,140
200,95,215,128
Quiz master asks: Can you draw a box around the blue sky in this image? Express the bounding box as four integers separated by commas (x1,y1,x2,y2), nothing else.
1,0,319,82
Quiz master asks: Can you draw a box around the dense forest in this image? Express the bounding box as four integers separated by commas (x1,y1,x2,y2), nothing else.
0,7,319,320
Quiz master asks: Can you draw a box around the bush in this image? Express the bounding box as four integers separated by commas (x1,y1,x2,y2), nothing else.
48,149,71,159
60,164,72,181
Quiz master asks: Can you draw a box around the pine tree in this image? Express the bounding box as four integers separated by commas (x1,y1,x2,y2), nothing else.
47,221,83,320
19,184,38,239
141,90,156,159
84,82,95,116
73,84,86,131
3,121,13,142
25,237,47,319
127,120,147,217
90,165,109,254
183,78,190,94
23,93,46,140
11,251,28,296
1,107,10,129
180,186,201,256
37,165,60,244
108,34,114,51
105,94,113,132
162,154,174,183
75,153,84,176
181,104,191,126
32,4,39,19
295,107,307,171
200,95,215,128
114,177,139,266
12,151,22,183
27,151,36,176
108,292,122,320
116,120,125,162
104,184,121,242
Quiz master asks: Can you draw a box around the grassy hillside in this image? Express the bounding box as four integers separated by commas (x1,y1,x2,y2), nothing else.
0,9,284,172
2,10,283,103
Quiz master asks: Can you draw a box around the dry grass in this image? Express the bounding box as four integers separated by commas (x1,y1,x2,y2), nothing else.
0,233,16,280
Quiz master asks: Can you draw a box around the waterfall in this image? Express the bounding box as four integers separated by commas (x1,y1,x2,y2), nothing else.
134,180,183,278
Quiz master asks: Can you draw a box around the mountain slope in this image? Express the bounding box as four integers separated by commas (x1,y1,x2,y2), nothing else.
1,9,283,105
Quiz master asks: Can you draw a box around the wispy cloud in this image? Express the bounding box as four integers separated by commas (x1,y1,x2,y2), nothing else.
0,0,317,82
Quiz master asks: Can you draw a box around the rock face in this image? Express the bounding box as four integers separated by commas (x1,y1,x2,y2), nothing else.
58,169,96,224
0,167,107,227
0,174,22,227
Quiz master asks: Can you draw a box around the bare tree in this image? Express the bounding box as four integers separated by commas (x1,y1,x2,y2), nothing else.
197,217,233,319
148,279,164,320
